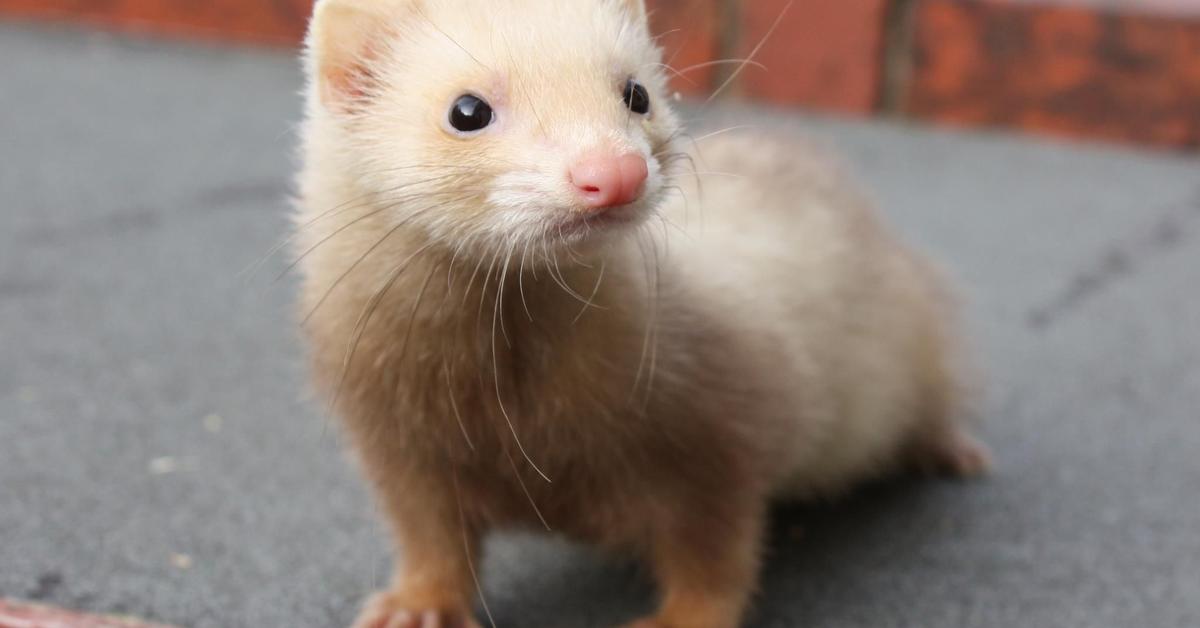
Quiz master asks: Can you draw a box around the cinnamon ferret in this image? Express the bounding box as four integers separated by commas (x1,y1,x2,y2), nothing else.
293,1,990,627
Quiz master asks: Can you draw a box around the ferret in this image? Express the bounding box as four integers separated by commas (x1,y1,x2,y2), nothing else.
293,1,990,627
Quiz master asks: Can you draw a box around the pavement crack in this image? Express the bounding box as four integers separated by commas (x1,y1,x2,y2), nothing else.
194,178,290,211
26,207,161,246
1027,191,1200,331
26,571,64,601
0,278,54,299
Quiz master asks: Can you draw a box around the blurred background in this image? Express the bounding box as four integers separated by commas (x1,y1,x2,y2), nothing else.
2,1,1198,628
2,0,1199,149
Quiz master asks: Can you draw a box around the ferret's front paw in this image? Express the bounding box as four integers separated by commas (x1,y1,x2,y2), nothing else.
352,592,480,628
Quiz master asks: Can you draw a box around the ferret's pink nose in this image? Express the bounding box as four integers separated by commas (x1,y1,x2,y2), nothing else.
569,153,648,209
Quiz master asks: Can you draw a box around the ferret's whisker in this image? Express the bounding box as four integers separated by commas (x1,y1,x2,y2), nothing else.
278,204,392,284
364,161,517,175
490,253,552,484
550,249,597,307
415,4,490,71
540,239,597,308
292,167,473,223
446,234,471,291
460,246,490,307
655,151,704,230
541,250,567,298
689,125,756,145
497,243,513,348
564,244,591,269
281,187,460,285
659,127,690,148
655,212,672,257
505,445,551,531
476,247,502,332
705,0,794,104
540,241,562,296
629,231,654,403
559,224,595,268
663,25,687,69
398,260,441,365
650,27,682,45
645,62,698,87
499,29,547,136
645,233,663,410
244,198,370,281
327,241,435,415
657,192,691,239
546,229,600,306
572,260,607,325
300,202,446,326
658,151,703,186
518,241,534,323
670,151,708,230
444,361,475,451
247,173,461,281
450,468,497,628
675,58,768,75
686,171,747,179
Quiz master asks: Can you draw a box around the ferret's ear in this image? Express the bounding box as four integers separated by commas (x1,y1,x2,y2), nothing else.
307,0,411,108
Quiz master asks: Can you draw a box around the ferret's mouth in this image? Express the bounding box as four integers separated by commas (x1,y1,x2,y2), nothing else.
557,203,644,238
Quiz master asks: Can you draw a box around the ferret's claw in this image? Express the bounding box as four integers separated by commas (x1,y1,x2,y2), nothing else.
352,593,480,628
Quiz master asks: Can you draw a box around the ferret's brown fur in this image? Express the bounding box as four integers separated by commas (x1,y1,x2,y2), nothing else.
295,2,989,627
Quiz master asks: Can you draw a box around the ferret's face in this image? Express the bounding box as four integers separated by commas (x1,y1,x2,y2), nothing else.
311,0,682,255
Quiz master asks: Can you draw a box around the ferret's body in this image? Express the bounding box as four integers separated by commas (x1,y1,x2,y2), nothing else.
295,2,987,627
657,134,972,499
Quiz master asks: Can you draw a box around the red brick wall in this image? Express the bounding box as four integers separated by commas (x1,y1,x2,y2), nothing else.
0,0,312,44
647,0,724,97
909,0,1200,148
647,0,890,112
736,0,888,113
3,0,1199,150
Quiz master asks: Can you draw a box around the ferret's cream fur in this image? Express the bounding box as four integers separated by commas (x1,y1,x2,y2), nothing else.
295,1,989,627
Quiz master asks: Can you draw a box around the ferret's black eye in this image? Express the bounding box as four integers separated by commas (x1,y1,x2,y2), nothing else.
623,79,651,115
449,94,494,133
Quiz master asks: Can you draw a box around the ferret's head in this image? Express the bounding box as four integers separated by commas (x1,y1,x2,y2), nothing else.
305,0,682,255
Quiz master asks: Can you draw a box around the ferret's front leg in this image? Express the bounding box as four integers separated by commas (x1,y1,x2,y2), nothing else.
350,451,482,628
626,498,766,628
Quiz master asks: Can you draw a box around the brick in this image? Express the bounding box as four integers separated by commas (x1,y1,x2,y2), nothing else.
646,0,723,96
0,0,312,46
735,0,890,114
909,0,1200,149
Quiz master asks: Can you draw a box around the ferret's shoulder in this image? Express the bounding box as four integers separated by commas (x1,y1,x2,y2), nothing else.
669,129,873,229
686,129,849,189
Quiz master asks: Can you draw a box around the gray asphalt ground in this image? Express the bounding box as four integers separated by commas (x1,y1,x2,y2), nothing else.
2,22,1199,628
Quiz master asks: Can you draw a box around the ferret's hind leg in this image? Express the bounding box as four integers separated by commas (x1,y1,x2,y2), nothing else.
906,314,991,480
910,421,992,479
